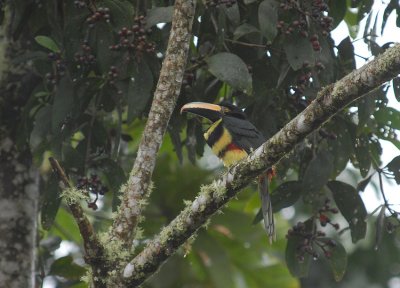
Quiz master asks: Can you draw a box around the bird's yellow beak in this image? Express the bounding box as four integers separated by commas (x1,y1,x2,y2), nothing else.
180,102,224,122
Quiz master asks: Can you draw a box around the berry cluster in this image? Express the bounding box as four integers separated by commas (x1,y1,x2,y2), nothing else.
310,0,334,36
287,221,338,262
205,0,236,8
109,16,155,55
310,34,321,52
45,52,66,84
278,0,334,50
74,42,96,65
290,59,325,99
182,72,195,87
86,7,111,27
317,199,340,229
277,19,308,37
77,174,108,210
386,220,398,234
107,66,119,85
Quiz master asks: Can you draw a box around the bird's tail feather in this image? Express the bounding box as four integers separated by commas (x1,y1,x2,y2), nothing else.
259,175,275,244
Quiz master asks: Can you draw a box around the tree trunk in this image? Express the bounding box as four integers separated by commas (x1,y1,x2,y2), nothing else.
0,143,39,287
0,5,40,287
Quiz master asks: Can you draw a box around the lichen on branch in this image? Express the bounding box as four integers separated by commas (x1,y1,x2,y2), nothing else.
121,44,400,286
109,0,197,246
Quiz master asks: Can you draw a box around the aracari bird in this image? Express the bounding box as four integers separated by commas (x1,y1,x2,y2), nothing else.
181,102,275,242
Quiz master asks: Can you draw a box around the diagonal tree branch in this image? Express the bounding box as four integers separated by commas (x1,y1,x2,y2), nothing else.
110,0,196,246
48,158,107,288
121,44,400,286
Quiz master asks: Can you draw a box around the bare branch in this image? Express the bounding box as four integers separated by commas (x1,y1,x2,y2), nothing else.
110,0,197,246
121,44,400,286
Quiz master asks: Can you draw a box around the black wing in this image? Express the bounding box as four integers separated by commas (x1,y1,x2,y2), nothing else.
223,116,265,153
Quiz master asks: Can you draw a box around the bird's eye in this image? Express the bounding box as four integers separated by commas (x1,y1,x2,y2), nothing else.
221,107,230,113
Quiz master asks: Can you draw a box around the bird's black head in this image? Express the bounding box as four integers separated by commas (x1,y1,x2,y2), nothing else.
219,101,247,120
180,101,247,122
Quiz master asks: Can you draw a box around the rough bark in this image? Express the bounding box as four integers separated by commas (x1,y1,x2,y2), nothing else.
110,0,196,246
48,158,108,288
0,142,39,288
0,6,39,287
121,44,400,286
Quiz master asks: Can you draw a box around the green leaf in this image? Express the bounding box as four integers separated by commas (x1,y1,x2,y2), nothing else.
272,181,302,212
52,76,75,134
100,0,134,30
206,52,252,94
344,7,359,38
195,233,235,288
302,150,334,206
356,174,373,192
326,239,347,281
285,219,313,278
127,61,154,122
51,207,82,243
258,0,278,42
145,6,174,29
233,23,259,40
337,36,356,74
357,0,374,22
397,7,400,27
374,205,386,250
284,35,315,71
381,0,397,34
62,145,86,174
41,175,62,230
374,107,400,130
34,35,60,52
354,135,371,177
386,155,400,184
358,89,376,127
393,77,400,102
97,158,127,211
330,118,354,175
168,113,184,163
223,3,240,27
39,236,62,252
244,0,258,3
93,22,115,73
49,256,86,280
30,105,52,150
328,0,347,28
328,181,367,243
253,181,301,224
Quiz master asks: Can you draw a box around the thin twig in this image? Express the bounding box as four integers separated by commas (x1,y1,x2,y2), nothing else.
225,38,267,48
377,169,389,206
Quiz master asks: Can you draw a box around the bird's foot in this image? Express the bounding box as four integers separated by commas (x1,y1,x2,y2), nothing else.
266,166,276,182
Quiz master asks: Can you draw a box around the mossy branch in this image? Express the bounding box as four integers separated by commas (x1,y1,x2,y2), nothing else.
48,157,107,288
120,44,400,286
109,0,197,246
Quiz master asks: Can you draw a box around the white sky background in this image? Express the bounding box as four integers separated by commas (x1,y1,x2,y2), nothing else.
44,2,400,287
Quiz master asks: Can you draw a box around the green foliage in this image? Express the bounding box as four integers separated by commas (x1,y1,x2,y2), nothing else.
258,0,279,42
328,181,367,243
49,256,86,280
35,35,60,52
41,174,62,230
8,0,400,287
206,52,253,94
325,240,347,282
